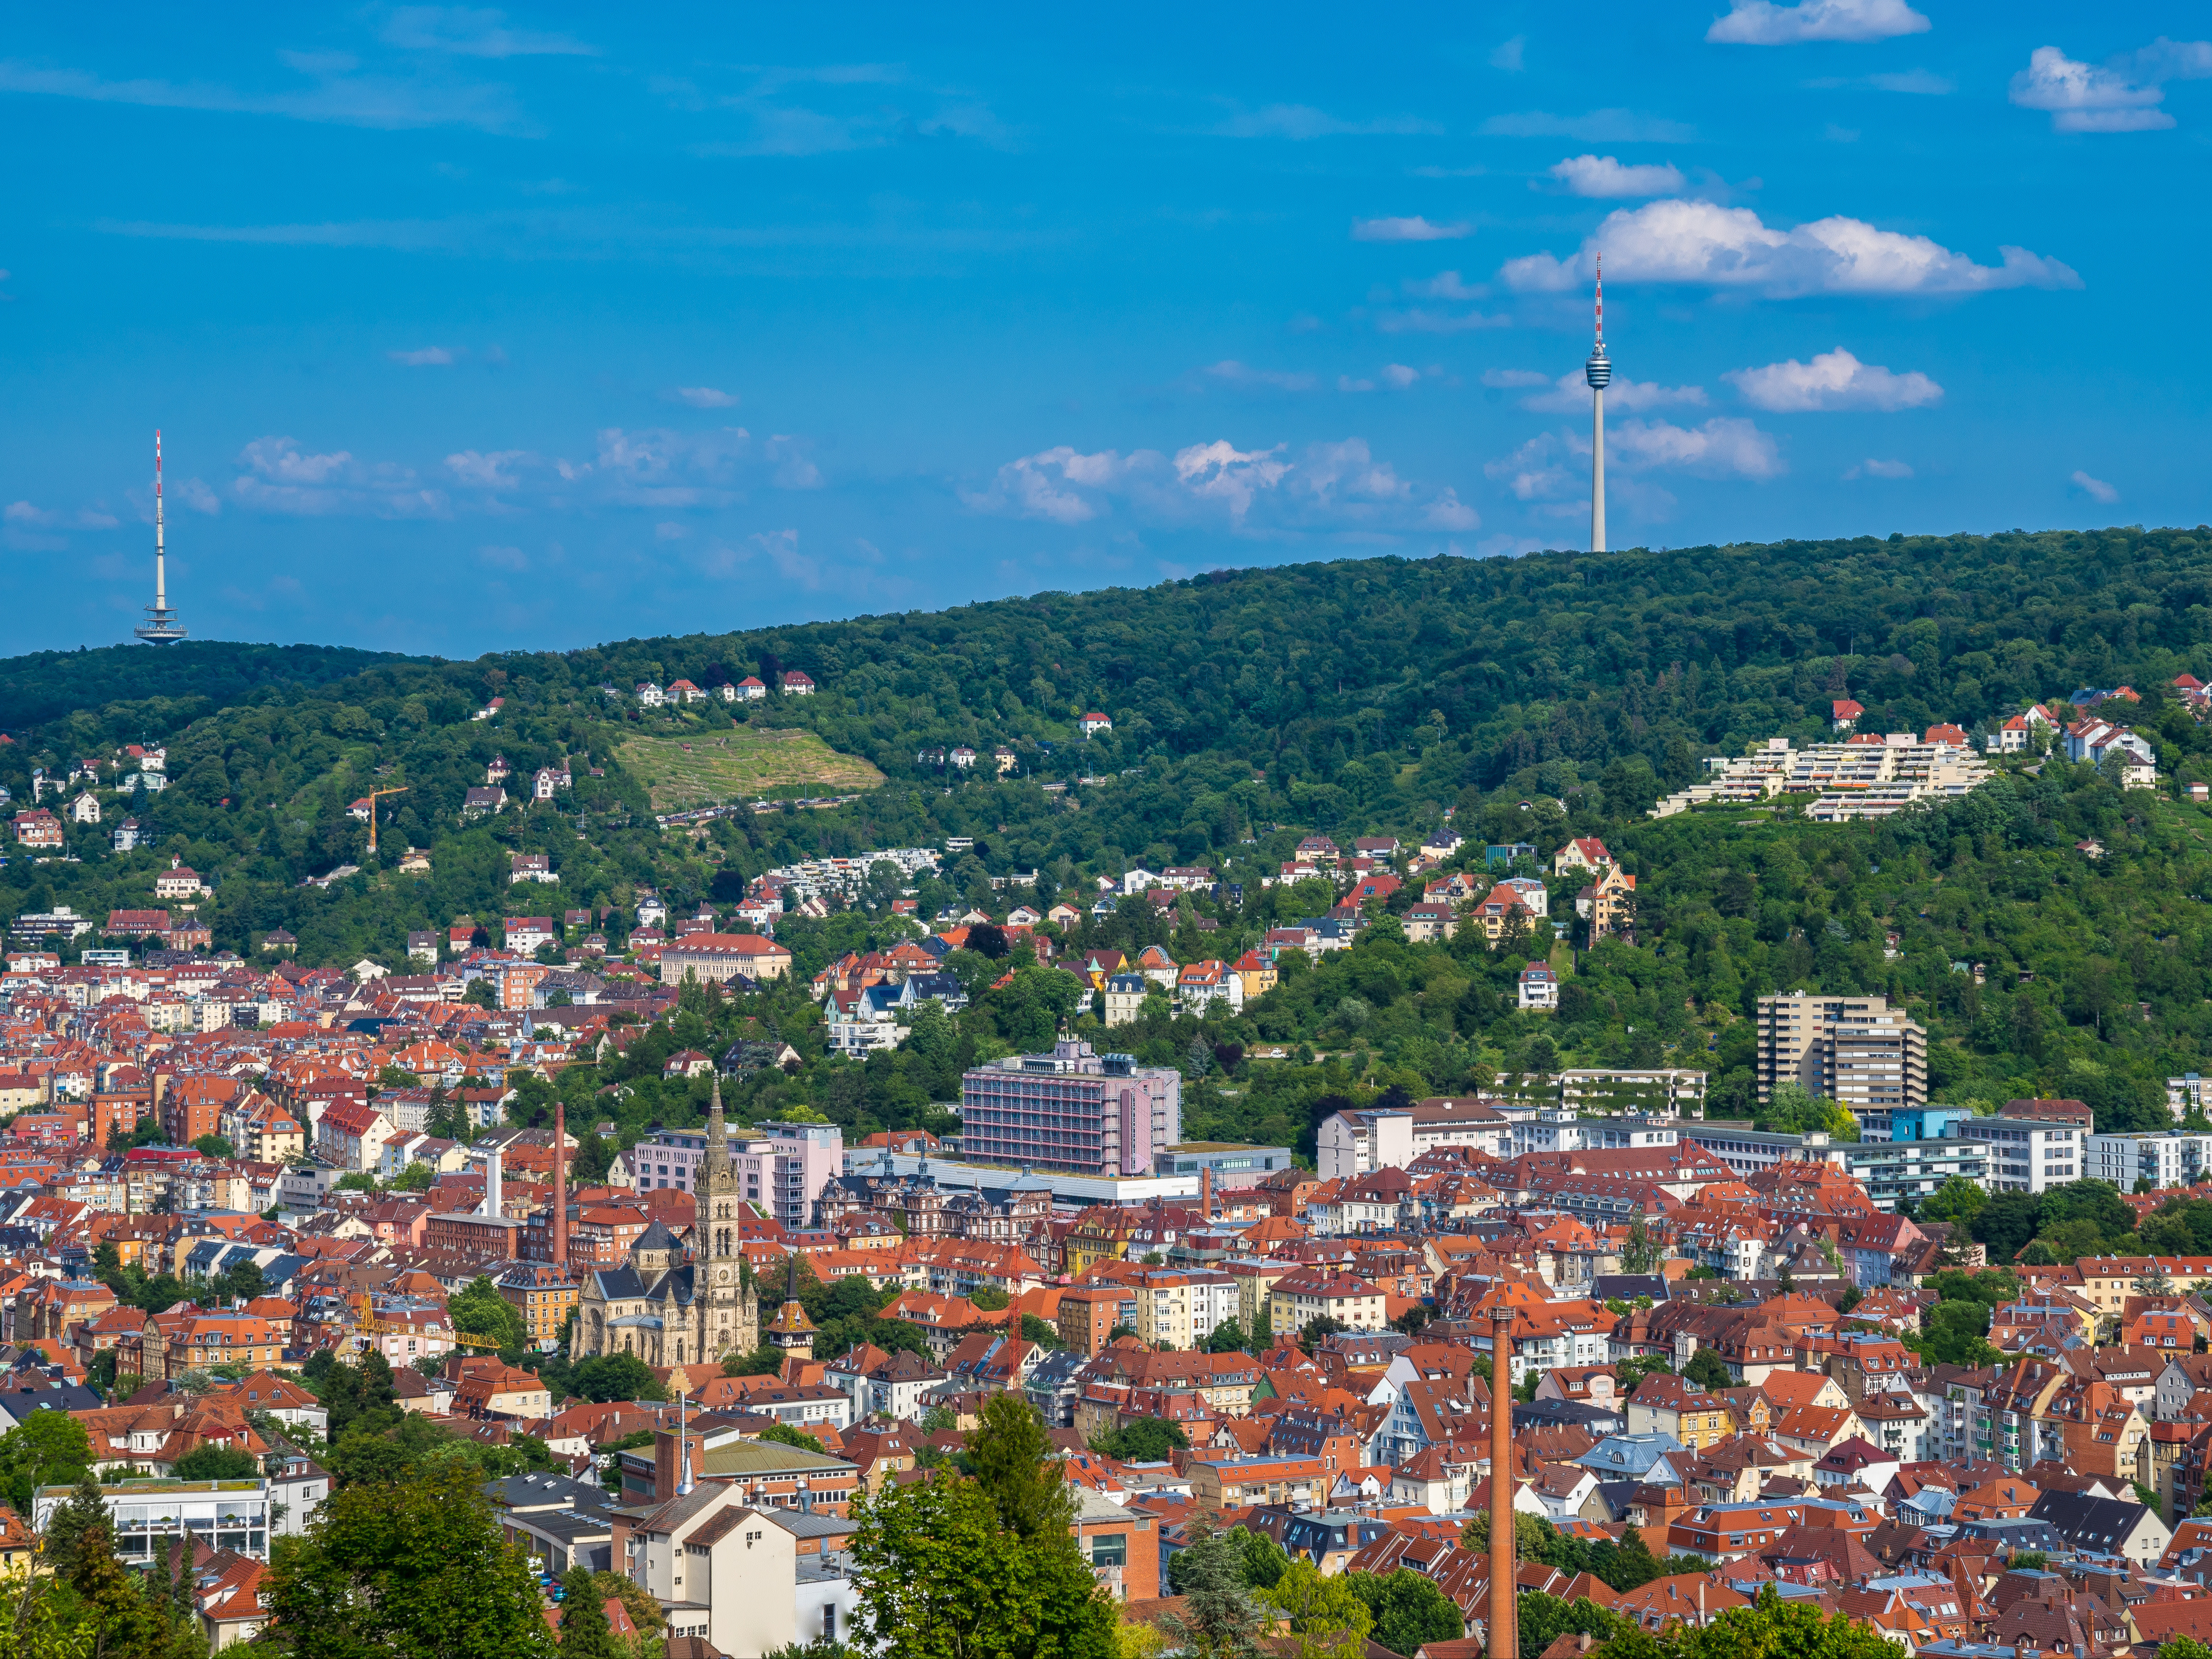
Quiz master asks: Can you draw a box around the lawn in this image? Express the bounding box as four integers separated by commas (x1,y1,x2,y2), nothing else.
614,727,885,811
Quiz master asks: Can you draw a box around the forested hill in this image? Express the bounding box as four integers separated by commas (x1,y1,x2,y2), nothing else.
10,524,2212,793
8,525,2212,1188
0,641,421,743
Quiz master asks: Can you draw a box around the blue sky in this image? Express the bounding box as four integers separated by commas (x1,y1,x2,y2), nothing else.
1,2,2207,657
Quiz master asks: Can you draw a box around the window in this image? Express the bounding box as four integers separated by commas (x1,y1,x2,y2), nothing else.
1090,1534,1128,1568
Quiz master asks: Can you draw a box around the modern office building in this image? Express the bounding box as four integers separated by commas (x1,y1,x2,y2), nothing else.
37,1479,270,1562
633,1120,843,1228
2084,1130,2212,1192
1756,992,1927,1128
960,1038,1181,1176
1513,1110,1682,1157
1958,1114,2082,1194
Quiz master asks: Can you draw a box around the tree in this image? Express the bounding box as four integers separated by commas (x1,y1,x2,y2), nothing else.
967,1394,1069,1541
323,1350,401,1441
848,1469,1114,1659
0,1414,91,1516
193,1134,235,1159
568,1352,667,1403
1162,1515,1268,1659
172,1443,261,1481
1620,1216,1661,1275
1261,1561,1371,1659
1919,1174,1987,1226
1090,1419,1189,1462
759,1423,826,1456
1683,1348,1731,1391
1344,1569,1464,1657
723,1346,787,1377
260,1464,557,1659
1514,1593,1625,1659
1970,1192,2043,1263
213,1259,267,1304
1599,1584,1909,1659
1202,1316,1252,1354
1300,1315,1349,1349
451,1276,528,1352
39,1467,112,1578
558,1567,623,1659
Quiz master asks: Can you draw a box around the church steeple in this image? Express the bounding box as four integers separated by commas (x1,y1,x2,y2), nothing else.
706,1070,728,1167
698,1069,755,1359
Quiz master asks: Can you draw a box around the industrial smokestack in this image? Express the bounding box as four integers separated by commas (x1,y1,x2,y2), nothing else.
482,1147,503,1218
1488,1301,1514,1659
553,1103,569,1267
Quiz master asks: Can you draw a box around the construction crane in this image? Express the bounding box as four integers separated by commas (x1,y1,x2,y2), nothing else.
361,785,408,855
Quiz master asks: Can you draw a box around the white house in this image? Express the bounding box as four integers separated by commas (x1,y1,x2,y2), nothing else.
1519,964,1560,1011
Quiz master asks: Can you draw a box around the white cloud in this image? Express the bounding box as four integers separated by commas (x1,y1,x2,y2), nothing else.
0,56,528,134
175,478,221,514
1523,371,1708,413
763,435,822,489
1612,417,1784,479
1707,0,1930,45
381,6,598,57
1845,458,1914,478
1203,360,1320,392
1338,365,1423,393
1863,69,1954,93
1373,308,1511,334
445,448,536,489
1353,216,1471,242
1490,36,1527,71
233,436,448,517
1501,198,2080,296
1549,154,1686,197
478,544,529,570
670,385,738,408
1425,489,1479,530
240,437,352,486
654,522,687,540
1485,436,1577,501
387,346,454,366
2071,469,2119,503
1482,369,1555,389
1481,109,1697,142
966,435,1465,536
2008,41,2212,133
1403,270,1484,300
1724,347,1942,411
3,500,116,530
1213,104,1441,139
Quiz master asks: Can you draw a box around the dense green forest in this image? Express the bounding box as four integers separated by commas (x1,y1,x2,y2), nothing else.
9,527,2212,1165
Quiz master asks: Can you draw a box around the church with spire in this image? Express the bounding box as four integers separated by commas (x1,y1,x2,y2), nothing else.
571,1075,760,1368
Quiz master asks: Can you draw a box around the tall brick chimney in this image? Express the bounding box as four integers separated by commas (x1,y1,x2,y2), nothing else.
553,1101,568,1268
1488,1302,1514,1659
1199,1164,1213,1221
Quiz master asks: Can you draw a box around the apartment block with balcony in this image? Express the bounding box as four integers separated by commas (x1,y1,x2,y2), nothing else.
1755,992,1927,1132
1960,1116,2082,1194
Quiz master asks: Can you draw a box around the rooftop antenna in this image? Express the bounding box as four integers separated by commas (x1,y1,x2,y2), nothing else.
1585,256,1610,556
135,431,188,643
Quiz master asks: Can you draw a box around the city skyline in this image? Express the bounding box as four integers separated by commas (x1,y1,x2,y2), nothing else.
0,4,2204,657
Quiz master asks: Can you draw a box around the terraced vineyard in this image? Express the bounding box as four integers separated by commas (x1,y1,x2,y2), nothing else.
614,727,884,811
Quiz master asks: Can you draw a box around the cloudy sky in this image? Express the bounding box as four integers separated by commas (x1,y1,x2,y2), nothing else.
0,3,2203,656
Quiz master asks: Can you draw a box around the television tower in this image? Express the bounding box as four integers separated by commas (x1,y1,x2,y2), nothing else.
1585,255,1610,555
134,431,187,643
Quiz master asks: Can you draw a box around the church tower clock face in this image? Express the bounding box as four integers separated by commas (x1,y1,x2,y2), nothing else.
718,1268,730,1281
